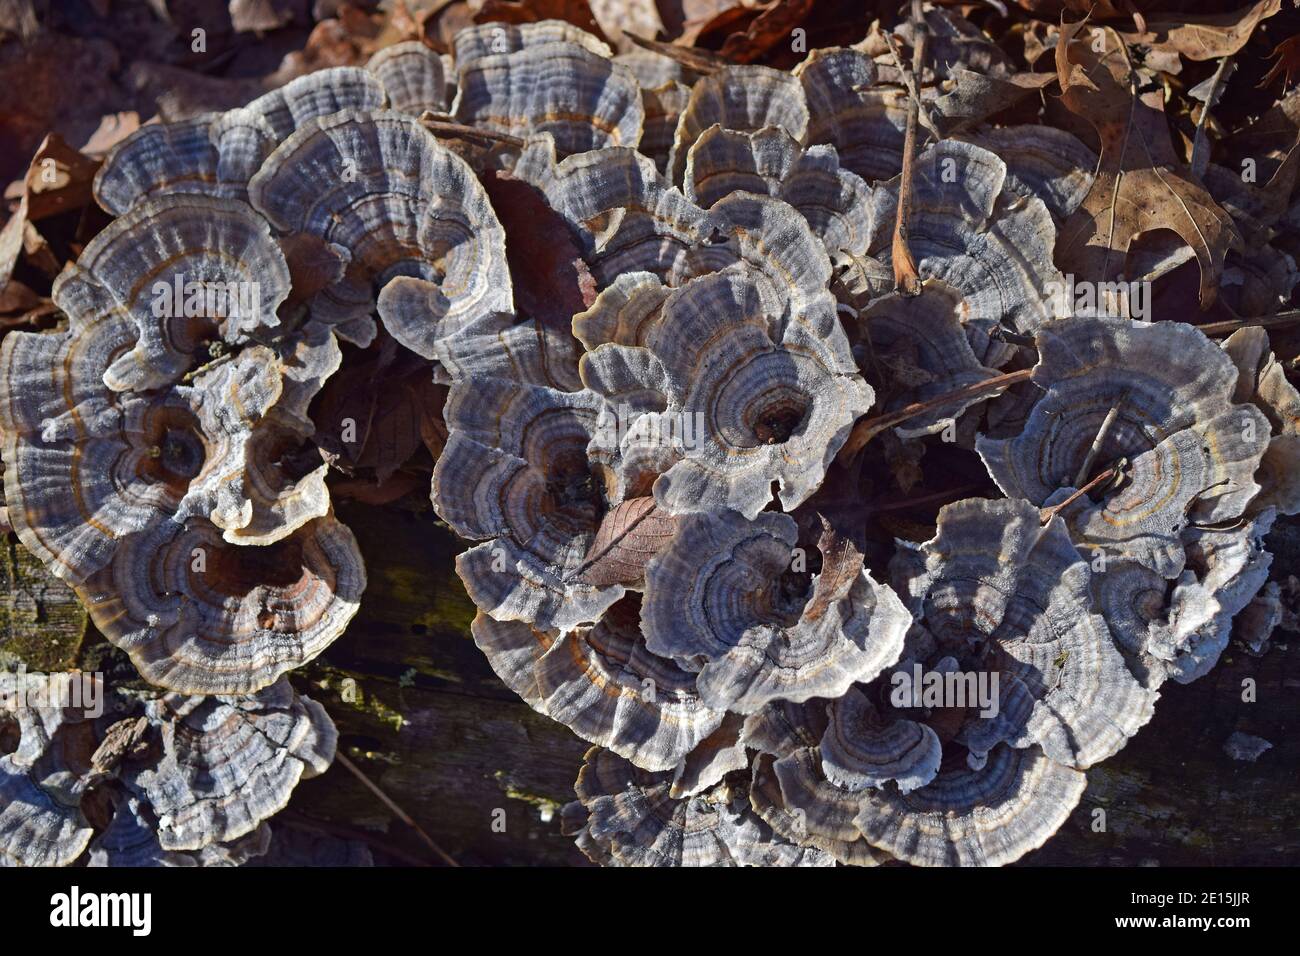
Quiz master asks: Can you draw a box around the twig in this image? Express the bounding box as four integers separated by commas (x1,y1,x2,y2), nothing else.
890,0,929,295
622,33,729,75
418,115,525,148
1191,55,1233,178
1074,399,1123,487
880,29,933,135
336,751,460,866
839,368,1033,459
1194,309,1300,337
868,482,989,515
1040,467,1117,524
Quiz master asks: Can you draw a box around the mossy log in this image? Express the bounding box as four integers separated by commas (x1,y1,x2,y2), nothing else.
5,496,1297,866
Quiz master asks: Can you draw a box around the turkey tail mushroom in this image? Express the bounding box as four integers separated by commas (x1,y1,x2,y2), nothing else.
76,514,364,696
852,743,1087,867
94,68,385,214
248,109,512,355
453,42,644,156
120,679,337,851
470,597,727,772
640,509,910,713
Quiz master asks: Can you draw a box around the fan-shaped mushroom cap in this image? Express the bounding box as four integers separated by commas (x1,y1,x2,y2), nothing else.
669,66,810,183
669,714,749,798
75,195,291,392
742,698,831,755
88,796,273,867
432,377,623,631
749,750,883,865
1097,510,1276,687
684,125,876,257
249,109,512,355
180,326,339,545
865,140,1063,364
0,210,308,585
453,42,644,155
367,41,449,115
120,679,336,851
820,687,941,794
0,755,94,866
0,674,100,866
470,597,726,772
94,68,385,215
0,308,168,582
511,138,718,287
859,279,1000,437
570,746,828,866
955,126,1097,224
642,509,910,713
892,498,1155,768
92,116,224,215
795,47,907,184
77,514,364,695
977,318,1270,575
1222,326,1300,515
580,256,871,517
614,49,697,89
452,19,613,66
852,742,1086,866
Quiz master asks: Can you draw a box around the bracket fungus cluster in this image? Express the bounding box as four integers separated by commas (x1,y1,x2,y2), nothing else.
2,7,1297,867
1,672,335,866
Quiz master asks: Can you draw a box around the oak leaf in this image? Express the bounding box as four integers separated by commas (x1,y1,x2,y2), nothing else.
1053,21,1239,307
1121,0,1281,62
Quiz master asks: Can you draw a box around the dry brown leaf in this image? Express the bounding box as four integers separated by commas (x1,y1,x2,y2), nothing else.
482,170,596,336
229,0,305,33
588,0,664,50
676,1,751,47
1053,21,1239,307
574,497,678,587
1261,34,1300,91
330,470,429,505
0,194,28,292
719,0,812,64
18,133,101,222
1121,0,1281,62
80,112,142,158
474,0,610,44
0,277,39,314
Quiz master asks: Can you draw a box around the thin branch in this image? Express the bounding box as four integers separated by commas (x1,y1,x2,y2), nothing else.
867,482,989,515
1040,467,1117,524
1074,399,1123,487
336,750,460,867
839,368,1033,459
418,115,525,148
890,0,929,295
1194,309,1300,337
